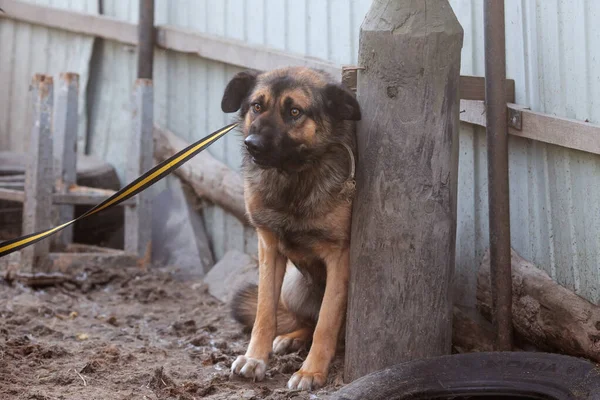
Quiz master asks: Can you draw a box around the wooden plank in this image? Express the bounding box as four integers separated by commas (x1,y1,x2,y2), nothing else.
0,174,24,182
0,0,137,44
0,188,25,203
21,74,54,272
49,249,138,274
53,192,136,206
0,182,24,189
155,24,341,78
460,100,600,156
124,79,153,262
345,0,461,383
0,187,136,205
153,125,248,226
460,75,515,103
52,72,79,249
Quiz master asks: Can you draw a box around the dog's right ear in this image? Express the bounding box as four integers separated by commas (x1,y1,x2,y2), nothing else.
221,70,259,113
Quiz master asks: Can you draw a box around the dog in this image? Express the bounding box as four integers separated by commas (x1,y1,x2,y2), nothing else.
220,66,361,391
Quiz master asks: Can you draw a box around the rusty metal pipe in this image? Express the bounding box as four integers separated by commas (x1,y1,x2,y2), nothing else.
484,0,513,351
137,0,154,79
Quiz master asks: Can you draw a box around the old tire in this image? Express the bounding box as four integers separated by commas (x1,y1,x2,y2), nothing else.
330,352,600,400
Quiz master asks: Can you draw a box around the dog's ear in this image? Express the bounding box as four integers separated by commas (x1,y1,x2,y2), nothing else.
322,83,361,121
221,70,259,113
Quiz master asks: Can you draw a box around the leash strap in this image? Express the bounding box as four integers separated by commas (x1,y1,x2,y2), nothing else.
0,123,238,258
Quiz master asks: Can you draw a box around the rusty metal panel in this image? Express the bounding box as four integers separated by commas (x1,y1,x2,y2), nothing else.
0,0,97,154
451,0,600,306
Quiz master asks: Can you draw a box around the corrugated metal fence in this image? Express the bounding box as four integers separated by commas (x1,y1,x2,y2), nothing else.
0,0,598,307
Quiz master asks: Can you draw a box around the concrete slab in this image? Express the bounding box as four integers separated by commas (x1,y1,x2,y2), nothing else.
203,249,258,304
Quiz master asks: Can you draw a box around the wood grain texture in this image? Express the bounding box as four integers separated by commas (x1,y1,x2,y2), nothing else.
459,75,515,103
460,100,600,156
124,79,154,260
344,0,463,382
51,73,79,249
477,248,600,362
21,74,54,272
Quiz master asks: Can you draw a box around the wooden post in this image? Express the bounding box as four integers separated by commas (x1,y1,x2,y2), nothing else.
125,79,153,263
21,74,55,272
344,0,463,382
52,72,79,250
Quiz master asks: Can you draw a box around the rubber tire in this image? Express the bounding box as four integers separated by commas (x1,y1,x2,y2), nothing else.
330,352,600,400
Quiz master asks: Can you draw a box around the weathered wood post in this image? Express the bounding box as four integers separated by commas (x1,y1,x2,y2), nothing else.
125,79,154,262
125,0,155,263
344,0,463,382
22,74,54,271
52,72,79,250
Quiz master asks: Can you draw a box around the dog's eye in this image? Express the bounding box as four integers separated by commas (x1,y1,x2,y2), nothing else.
290,108,301,118
252,103,262,113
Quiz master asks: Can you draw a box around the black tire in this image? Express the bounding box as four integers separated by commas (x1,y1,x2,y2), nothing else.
330,352,600,400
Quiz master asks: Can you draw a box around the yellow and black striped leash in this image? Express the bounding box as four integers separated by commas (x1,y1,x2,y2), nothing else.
0,123,238,258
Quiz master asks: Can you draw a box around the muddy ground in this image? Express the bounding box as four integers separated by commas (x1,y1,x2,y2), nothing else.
0,262,345,400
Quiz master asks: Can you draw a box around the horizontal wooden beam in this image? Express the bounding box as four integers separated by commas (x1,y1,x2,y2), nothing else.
0,0,340,76
52,192,136,205
0,188,25,203
460,100,600,156
156,25,341,77
460,75,515,103
0,0,137,44
0,187,136,205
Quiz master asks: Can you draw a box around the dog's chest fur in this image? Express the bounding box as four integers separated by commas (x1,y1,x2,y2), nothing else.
244,147,352,269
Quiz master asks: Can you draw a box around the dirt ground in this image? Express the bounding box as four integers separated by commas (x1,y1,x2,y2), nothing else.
0,262,345,400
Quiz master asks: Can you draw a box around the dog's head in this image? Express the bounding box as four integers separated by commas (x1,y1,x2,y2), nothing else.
221,67,361,171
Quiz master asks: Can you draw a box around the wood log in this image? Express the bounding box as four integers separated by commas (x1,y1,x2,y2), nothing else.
477,248,600,362
153,125,248,225
344,0,463,382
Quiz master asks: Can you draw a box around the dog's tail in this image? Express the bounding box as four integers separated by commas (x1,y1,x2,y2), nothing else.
230,283,303,335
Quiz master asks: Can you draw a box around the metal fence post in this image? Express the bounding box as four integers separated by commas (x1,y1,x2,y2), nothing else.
52,72,79,250
137,0,155,80
484,0,513,351
125,79,153,262
21,74,54,272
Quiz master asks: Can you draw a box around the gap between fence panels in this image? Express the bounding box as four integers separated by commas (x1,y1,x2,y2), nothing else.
0,72,155,274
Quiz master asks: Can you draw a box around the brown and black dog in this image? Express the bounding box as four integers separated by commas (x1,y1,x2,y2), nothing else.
220,66,361,391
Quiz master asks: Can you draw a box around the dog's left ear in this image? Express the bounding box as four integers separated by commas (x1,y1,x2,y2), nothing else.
322,84,361,121
221,70,260,113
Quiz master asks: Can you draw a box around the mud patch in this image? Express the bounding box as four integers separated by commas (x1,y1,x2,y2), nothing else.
0,264,344,399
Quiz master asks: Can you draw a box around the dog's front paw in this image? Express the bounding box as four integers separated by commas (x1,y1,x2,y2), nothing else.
231,355,267,381
287,369,327,391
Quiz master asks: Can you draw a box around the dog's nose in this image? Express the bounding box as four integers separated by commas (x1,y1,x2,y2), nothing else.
244,134,266,155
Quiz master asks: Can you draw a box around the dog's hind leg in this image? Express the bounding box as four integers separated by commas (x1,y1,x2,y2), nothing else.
287,247,349,391
273,326,313,354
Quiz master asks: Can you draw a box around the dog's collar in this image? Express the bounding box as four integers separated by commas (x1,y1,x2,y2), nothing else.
340,142,356,201
341,142,356,182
